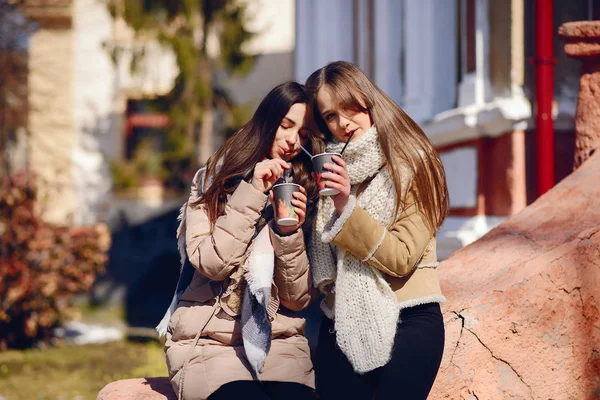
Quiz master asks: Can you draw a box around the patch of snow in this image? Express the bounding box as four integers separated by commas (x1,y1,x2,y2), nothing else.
54,321,123,345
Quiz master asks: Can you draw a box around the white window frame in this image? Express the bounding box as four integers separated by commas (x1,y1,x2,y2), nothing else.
457,0,492,107
422,0,531,148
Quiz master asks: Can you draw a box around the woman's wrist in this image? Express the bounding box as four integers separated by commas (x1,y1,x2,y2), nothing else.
251,176,269,193
272,222,298,236
334,197,349,215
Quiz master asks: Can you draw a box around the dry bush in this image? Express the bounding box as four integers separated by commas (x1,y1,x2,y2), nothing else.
0,171,111,349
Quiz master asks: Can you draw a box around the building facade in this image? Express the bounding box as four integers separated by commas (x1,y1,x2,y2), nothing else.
295,0,595,258
13,0,179,226
13,0,296,227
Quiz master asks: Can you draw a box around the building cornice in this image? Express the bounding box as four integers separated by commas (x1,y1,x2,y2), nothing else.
423,95,532,147
19,1,73,29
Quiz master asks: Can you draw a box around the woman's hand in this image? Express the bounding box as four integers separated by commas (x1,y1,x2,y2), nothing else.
270,186,308,235
323,155,351,214
252,158,290,193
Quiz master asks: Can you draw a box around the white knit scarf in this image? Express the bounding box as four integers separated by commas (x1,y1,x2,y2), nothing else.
309,125,404,374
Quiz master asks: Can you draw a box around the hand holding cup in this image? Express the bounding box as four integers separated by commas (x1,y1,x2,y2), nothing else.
271,184,307,234
320,155,351,214
311,152,342,196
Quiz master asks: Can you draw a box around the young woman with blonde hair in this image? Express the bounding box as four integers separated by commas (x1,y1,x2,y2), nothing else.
305,61,449,399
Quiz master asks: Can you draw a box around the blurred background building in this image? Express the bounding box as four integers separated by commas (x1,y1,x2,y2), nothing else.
1,0,298,326
2,0,597,326
295,0,598,258
3,2,600,396
4,0,295,227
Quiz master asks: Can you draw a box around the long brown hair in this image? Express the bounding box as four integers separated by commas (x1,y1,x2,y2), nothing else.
305,61,449,232
193,81,319,234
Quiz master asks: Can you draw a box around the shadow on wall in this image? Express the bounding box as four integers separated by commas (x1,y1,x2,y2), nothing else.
91,207,180,329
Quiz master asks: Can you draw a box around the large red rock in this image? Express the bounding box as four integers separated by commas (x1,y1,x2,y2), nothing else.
97,377,176,400
430,154,600,399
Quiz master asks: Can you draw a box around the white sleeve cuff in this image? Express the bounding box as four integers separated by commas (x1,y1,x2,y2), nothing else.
361,229,387,262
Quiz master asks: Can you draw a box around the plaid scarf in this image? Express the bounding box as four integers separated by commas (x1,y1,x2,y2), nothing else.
240,224,274,377
157,167,276,378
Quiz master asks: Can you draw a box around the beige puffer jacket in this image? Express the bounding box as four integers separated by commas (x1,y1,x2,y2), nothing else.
164,175,315,400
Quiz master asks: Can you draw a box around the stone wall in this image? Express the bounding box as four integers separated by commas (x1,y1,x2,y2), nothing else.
28,26,76,225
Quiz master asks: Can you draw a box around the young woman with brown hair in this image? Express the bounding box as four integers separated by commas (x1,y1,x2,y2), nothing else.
305,61,450,400
158,81,319,400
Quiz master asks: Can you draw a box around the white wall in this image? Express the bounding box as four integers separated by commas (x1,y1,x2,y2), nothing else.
72,0,115,225
72,0,180,224
440,146,478,209
243,0,295,55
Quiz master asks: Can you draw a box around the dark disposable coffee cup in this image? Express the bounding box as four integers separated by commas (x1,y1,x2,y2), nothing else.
273,183,301,226
311,152,341,196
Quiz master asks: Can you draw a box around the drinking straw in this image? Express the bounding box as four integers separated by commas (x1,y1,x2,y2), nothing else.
298,142,313,158
283,152,291,182
340,130,356,155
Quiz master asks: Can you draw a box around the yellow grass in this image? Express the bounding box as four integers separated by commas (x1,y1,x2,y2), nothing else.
0,339,168,400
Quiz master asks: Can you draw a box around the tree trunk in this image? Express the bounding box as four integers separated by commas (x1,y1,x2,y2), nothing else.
197,59,213,166
0,50,29,177
1,49,11,177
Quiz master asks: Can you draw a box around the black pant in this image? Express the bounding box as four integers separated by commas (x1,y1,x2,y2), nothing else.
316,302,445,400
208,381,314,400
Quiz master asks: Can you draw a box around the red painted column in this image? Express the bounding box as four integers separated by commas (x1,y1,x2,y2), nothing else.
534,0,555,196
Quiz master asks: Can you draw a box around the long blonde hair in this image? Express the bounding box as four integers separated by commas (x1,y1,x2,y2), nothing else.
305,61,449,232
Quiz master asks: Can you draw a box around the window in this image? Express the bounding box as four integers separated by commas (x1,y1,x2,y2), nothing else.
124,99,169,160
456,0,490,107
